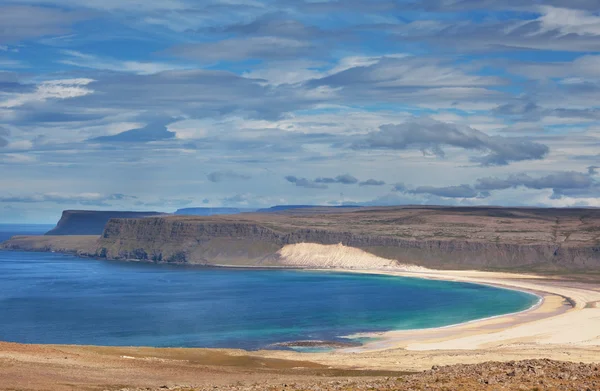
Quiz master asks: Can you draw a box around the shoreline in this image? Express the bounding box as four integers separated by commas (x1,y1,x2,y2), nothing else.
254,266,600,370
1,248,600,373
0,250,585,349
1,248,600,391
1,250,549,352
299,268,562,353
297,268,548,350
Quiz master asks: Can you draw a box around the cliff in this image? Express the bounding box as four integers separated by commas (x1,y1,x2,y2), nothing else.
2,235,99,256
4,206,599,271
92,207,600,271
45,210,166,235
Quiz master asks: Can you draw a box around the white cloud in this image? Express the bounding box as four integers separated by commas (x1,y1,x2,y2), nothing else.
170,36,314,62
11,0,191,12
244,54,412,86
7,140,33,150
243,60,326,86
0,5,87,44
0,153,37,164
169,119,210,139
315,57,505,88
0,59,26,68
538,6,600,36
0,78,95,108
0,192,136,205
60,50,190,75
507,55,600,81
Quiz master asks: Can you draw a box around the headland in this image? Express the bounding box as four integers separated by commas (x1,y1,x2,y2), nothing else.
1,206,600,390
4,206,600,271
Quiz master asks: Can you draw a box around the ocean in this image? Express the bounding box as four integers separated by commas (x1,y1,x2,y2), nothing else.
0,225,538,350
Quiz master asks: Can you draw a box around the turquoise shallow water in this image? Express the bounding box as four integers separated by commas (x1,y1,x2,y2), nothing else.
0,226,538,350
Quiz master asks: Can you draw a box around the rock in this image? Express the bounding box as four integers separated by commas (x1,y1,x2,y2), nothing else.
7,207,600,272
46,210,166,236
94,207,600,270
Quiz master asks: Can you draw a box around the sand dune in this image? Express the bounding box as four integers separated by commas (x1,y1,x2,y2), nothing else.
277,243,428,271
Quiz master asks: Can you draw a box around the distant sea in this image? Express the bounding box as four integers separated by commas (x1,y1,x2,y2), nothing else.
0,224,538,350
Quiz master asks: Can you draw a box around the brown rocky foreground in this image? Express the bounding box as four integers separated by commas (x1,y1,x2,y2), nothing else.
0,341,410,391
0,341,597,391
147,360,600,391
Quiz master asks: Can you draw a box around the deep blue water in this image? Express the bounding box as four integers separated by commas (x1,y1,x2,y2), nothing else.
0,226,539,350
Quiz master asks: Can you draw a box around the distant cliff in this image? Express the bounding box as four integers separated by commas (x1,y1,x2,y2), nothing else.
45,210,166,235
5,206,600,272
95,207,600,271
2,235,99,255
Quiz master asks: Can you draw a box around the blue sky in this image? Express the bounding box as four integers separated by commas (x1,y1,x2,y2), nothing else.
1,0,599,223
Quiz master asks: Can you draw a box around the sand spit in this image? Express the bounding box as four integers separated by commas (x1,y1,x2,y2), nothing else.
277,243,429,271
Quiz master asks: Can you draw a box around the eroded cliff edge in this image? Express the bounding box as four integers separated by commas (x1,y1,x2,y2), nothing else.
46,210,166,235
91,207,600,271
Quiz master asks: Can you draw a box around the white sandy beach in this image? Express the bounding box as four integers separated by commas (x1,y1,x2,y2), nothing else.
254,243,600,370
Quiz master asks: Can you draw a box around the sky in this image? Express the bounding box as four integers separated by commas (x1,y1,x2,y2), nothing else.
1,0,600,223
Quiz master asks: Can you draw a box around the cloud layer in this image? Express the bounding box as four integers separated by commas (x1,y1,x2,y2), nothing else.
1,0,600,221
207,170,251,183
354,117,549,166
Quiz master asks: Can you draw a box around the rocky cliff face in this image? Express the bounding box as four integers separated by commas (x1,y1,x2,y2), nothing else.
46,210,166,235
2,235,100,255
97,218,284,265
96,208,600,271
5,207,598,271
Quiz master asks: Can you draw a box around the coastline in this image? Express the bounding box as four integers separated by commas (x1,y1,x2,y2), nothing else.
253,266,600,371
294,267,547,349
0,249,594,353
328,269,560,352
1,248,600,389
0,247,600,371
2,250,548,351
